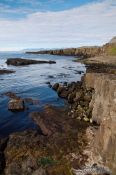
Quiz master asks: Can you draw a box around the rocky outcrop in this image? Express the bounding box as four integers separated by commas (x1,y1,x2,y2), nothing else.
6,58,56,66
26,37,116,59
5,91,39,112
84,72,116,174
52,81,93,123
0,69,15,75
26,47,101,58
3,105,89,175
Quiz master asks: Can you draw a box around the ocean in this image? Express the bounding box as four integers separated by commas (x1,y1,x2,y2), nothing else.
0,51,86,137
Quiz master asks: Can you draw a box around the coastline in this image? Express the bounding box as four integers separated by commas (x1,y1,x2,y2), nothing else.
0,42,116,174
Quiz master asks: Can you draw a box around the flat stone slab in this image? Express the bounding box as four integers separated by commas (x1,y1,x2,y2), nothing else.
6,58,56,66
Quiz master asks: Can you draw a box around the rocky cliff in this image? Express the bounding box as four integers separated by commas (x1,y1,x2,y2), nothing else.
26,46,101,58
84,72,116,175
26,37,116,58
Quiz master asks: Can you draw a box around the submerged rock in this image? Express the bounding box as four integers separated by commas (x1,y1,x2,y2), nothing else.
0,69,15,74
6,58,56,66
5,92,19,99
24,98,39,105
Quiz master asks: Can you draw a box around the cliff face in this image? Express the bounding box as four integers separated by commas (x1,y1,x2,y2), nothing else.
84,73,116,174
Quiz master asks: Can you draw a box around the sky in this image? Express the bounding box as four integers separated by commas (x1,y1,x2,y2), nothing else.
0,0,116,51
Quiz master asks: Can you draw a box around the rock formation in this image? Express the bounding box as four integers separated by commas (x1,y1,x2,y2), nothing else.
84,72,116,174
0,69,15,74
6,58,56,66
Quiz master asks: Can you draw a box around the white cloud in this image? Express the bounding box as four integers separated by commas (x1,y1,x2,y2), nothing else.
0,0,116,50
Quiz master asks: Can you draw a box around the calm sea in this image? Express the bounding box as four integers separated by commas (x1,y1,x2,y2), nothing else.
0,51,86,137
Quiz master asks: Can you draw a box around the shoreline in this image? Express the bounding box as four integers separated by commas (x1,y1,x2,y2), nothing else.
0,45,116,174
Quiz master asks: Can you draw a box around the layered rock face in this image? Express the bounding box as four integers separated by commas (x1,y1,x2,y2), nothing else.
84,73,116,174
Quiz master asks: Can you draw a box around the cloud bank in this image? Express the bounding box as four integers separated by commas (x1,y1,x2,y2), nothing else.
0,0,116,50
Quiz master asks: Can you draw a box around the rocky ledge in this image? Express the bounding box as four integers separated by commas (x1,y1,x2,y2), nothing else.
0,69,15,75
6,58,56,66
0,105,90,175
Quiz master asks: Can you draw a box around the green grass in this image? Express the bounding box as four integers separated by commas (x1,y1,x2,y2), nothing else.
37,157,58,167
108,46,116,56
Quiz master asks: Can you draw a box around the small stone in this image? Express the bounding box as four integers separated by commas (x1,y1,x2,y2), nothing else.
83,117,90,122
90,119,93,123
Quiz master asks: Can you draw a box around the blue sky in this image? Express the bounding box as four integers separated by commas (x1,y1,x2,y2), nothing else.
0,0,98,17
0,0,116,50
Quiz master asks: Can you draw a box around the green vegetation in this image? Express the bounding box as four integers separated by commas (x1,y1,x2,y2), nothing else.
37,157,58,167
108,45,116,56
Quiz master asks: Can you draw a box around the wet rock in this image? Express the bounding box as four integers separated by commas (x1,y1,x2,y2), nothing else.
68,92,76,103
6,58,56,66
59,89,69,98
74,90,83,101
57,86,65,95
52,83,59,91
68,82,76,92
0,69,15,74
8,98,25,111
24,98,39,105
74,70,84,74
30,112,52,136
48,75,54,79
46,82,51,85
48,84,52,88
30,105,66,136
5,92,19,99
